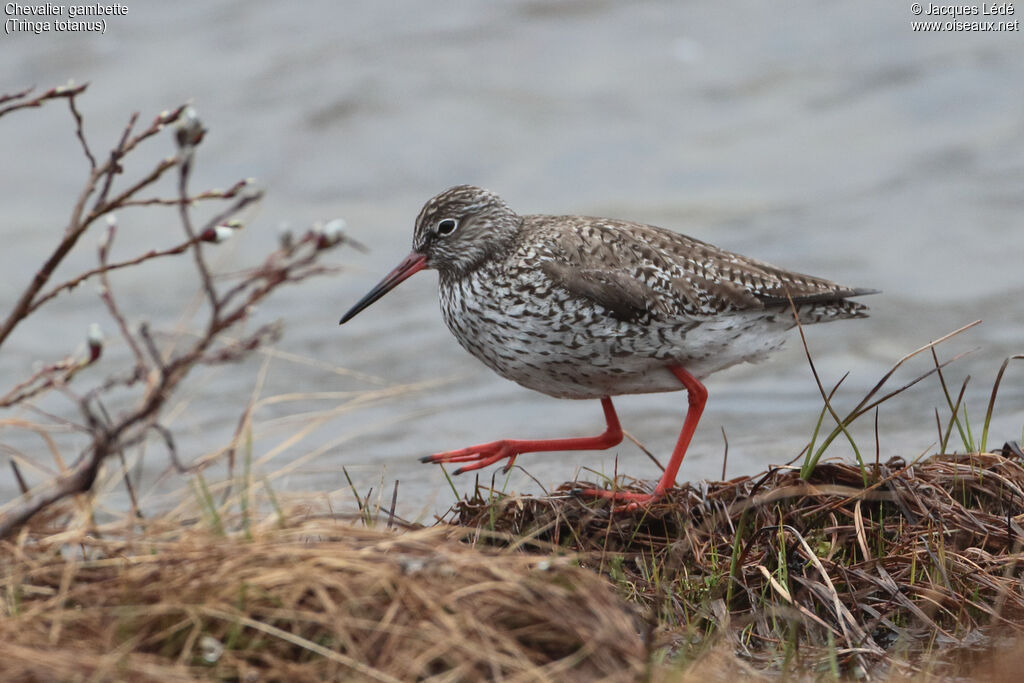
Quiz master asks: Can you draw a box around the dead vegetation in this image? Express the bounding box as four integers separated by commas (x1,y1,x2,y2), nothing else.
4,447,1024,681
0,510,646,682
450,445,1024,678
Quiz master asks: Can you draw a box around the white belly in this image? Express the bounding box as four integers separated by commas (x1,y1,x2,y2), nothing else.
439,274,791,399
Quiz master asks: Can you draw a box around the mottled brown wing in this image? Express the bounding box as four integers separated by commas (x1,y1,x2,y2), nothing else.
533,215,868,320
540,261,654,321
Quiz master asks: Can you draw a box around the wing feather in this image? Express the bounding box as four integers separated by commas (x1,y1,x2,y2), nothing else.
529,215,870,321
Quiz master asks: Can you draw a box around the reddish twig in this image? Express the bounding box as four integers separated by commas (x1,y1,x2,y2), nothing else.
0,82,88,119
0,95,186,350
96,219,147,371
0,86,349,539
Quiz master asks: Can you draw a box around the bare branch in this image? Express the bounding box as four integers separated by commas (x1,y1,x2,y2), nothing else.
0,339,101,408
97,219,147,372
0,445,105,538
91,112,138,213
0,85,36,108
0,102,187,350
117,178,252,208
0,82,89,119
0,83,353,540
174,110,220,321
66,92,96,169
31,235,201,313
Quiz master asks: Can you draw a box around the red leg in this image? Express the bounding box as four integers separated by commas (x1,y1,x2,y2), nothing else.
421,397,623,475
584,365,707,509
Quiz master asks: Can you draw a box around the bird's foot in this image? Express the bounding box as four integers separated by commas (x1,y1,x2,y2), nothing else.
419,398,623,477
420,441,520,475
574,486,663,512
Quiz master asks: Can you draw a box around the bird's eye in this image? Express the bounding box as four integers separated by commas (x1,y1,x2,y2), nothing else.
436,218,458,236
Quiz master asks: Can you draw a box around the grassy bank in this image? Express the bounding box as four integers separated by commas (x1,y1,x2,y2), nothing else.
452,446,1024,679
3,445,1024,680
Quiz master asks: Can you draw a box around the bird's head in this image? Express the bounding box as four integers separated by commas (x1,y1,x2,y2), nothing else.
340,185,520,324
412,184,520,277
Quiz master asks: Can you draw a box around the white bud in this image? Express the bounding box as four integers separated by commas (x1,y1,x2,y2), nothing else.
87,323,103,361
175,106,206,150
99,216,116,251
87,323,103,346
314,218,349,249
212,225,235,243
322,218,346,241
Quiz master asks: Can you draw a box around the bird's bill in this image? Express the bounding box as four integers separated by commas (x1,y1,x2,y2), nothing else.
339,251,428,324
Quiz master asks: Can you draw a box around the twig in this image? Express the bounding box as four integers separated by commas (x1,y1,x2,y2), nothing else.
0,82,88,119
117,179,251,208
151,423,191,473
10,460,29,496
91,112,139,214
175,112,220,321
0,85,36,108
621,429,664,473
97,220,147,371
30,232,211,314
0,85,346,539
66,92,96,170
0,348,100,408
138,322,166,374
0,100,186,349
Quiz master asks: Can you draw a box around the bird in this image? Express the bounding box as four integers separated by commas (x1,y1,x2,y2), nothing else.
340,185,874,507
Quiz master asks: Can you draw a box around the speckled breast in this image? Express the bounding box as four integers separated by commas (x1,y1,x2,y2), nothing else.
437,261,792,400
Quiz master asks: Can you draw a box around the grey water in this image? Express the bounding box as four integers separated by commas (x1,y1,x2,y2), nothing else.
2,1,1023,521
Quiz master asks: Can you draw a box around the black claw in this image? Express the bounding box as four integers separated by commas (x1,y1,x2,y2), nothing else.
453,467,466,476
419,455,435,463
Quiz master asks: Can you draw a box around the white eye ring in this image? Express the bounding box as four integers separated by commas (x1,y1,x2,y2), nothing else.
436,218,458,236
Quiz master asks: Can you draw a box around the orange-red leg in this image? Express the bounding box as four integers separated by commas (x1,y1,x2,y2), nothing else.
583,365,707,509
421,396,623,475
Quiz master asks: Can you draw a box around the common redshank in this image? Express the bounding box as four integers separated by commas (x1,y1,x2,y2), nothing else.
340,185,873,506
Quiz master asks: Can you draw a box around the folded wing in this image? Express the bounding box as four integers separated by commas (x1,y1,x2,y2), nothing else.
533,216,873,323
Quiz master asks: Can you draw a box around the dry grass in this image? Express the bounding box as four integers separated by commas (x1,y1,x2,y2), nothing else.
0,510,646,682
450,445,1024,678
5,447,1024,681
